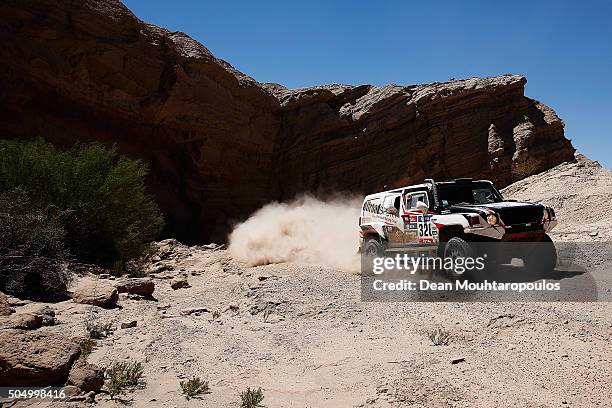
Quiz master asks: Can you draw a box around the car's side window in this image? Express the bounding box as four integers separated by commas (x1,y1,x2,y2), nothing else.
408,191,429,209
382,194,400,214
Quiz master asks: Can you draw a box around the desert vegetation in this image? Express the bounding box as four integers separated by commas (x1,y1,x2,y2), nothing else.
180,377,210,398
428,327,451,346
104,361,145,399
0,139,163,299
240,387,265,408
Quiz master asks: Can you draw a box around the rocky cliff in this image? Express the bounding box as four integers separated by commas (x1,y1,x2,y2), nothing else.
0,0,575,241
264,77,574,200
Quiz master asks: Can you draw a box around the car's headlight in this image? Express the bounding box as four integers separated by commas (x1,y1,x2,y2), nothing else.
486,213,498,225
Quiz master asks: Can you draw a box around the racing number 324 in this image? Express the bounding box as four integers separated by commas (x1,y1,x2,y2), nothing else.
418,221,432,237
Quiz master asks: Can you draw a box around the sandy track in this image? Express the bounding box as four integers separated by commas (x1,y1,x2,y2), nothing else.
25,244,608,408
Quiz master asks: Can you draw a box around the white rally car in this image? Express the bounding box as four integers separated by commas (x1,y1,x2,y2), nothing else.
359,178,558,277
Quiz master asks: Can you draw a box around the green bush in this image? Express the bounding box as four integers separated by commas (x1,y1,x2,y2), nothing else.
0,139,164,265
240,387,264,408
180,377,210,398
80,338,97,357
105,361,144,399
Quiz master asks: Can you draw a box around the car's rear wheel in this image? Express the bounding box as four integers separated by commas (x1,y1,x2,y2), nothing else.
443,237,476,280
523,234,557,275
363,238,386,258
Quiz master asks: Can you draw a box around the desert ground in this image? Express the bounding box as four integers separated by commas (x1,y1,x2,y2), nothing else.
4,158,612,408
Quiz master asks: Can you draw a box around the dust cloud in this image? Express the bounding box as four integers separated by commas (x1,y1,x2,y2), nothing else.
228,195,362,272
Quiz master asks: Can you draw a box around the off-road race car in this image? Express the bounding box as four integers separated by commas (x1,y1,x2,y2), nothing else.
359,178,558,278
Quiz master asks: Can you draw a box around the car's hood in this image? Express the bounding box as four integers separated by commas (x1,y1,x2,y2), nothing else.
445,201,544,225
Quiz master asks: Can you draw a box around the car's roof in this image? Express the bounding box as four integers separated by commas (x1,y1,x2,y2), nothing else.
363,179,493,202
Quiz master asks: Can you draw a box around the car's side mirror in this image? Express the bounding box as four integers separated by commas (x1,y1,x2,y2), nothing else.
415,201,428,213
385,206,398,215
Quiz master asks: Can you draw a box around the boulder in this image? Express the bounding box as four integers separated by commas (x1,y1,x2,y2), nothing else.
21,304,56,326
67,360,104,393
63,385,82,396
170,278,190,290
115,277,155,297
8,312,43,330
2,304,55,330
73,280,118,308
0,292,14,316
0,330,81,386
120,320,137,329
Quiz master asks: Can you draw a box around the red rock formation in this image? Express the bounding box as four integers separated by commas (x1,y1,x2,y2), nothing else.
0,0,575,241
264,77,575,200
0,0,280,240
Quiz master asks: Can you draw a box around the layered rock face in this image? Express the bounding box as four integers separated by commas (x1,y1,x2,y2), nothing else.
264,77,574,200
0,0,575,241
0,0,279,240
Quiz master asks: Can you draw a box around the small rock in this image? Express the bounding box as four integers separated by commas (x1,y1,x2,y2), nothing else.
73,279,118,308
115,277,155,297
170,278,190,290
4,304,55,329
0,292,15,316
265,313,284,323
150,271,176,280
68,360,104,392
98,273,111,279
63,385,82,396
451,357,465,364
150,263,167,273
589,231,599,237
121,320,138,329
20,304,56,326
9,312,43,330
226,304,239,313
84,391,96,403
180,307,209,316
202,243,221,250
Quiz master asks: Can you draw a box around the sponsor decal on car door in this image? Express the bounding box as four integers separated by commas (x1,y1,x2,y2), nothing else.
403,192,437,244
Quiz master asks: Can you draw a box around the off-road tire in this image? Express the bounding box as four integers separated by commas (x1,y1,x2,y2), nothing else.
363,238,386,258
523,234,557,275
443,237,476,280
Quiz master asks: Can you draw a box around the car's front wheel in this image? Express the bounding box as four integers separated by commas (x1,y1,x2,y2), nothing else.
523,234,557,275
443,237,476,280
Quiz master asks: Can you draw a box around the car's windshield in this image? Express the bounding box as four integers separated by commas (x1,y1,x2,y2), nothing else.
436,182,502,206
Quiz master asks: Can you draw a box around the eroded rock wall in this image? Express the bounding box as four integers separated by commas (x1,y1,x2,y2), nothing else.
264,76,574,200
0,0,280,240
0,0,575,241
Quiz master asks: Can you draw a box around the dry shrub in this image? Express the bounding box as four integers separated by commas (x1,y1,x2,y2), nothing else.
240,387,264,408
180,377,210,398
428,327,451,346
105,361,144,399
0,189,72,300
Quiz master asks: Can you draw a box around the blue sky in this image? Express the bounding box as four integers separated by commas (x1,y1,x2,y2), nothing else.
124,0,611,168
